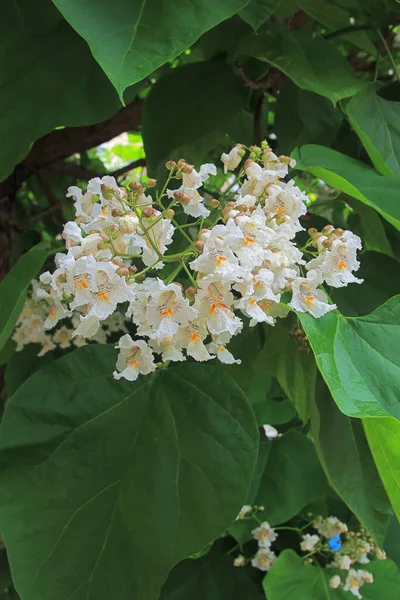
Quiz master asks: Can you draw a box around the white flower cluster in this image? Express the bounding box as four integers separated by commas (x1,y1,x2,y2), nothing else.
25,142,363,381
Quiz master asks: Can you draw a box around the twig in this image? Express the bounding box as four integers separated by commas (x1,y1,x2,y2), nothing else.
325,24,374,40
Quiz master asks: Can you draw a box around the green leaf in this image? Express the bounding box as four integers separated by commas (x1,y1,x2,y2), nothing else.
0,345,258,600
240,26,363,104
0,243,48,354
251,431,327,525
51,0,248,100
346,84,400,178
384,515,400,566
362,558,400,600
239,0,283,31
299,296,400,420
310,379,390,545
0,0,130,182
143,61,248,175
160,545,263,599
345,199,394,257
292,144,400,230
261,320,317,423
297,0,376,54
263,549,342,599
4,344,55,397
364,417,400,522
275,80,343,154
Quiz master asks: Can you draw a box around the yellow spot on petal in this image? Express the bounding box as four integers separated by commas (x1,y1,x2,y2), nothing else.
250,298,256,305
49,309,56,317
190,333,201,342
244,236,254,246
338,261,347,270
276,207,285,215
161,308,173,317
216,256,226,266
305,295,315,307
97,291,109,302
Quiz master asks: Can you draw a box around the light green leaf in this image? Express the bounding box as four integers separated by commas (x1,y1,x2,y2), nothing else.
160,547,263,599
261,320,317,423
51,0,248,99
250,431,327,525
299,296,400,419
362,558,400,600
0,0,130,182
364,417,400,522
311,379,390,545
346,84,400,178
240,26,363,104
297,0,376,54
0,346,258,600
143,61,248,175
239,0,283,31
292,144,400,230
0,243,48,354
263,549,343,599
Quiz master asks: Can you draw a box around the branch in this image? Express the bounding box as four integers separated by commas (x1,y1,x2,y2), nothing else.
0,98,143,199
49,157,146,181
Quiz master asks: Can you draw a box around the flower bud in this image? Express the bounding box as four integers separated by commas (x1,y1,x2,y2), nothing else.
322,239,332,249
308,228,318,237
62,292,74,303
235,204,248,213
181,163,194,174
164,208,175,220
185,286,197,299
174,191,191,205
128,181,143,192
176,159,186,169
112,259,124,268
119,212,140,233
100,184,114,200
209,198,220,208
322,224,335,235
278,154,291,165
165,160,177,171
98,241,110,250
145,178,157,188
142,207,157,218
334,228,344,236
117,267,130,277
128,265,138,274
111,208,125,217
194,240,205,253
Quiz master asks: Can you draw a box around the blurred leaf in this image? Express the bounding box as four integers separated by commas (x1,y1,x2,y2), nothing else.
51,0,248,99
240,26,363,104
364,417,400,522
239,0,283,31
362,558,400,599
346,84,400,177
293,144,400,230
4,344,54,397
251,431,328,525
346,199,394,257
384,515,400,566
0,346,258,600
300,296,400,419
0,243,48,354
310,379,390,545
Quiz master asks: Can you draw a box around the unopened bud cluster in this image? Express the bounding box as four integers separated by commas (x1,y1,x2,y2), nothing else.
15,142,363,380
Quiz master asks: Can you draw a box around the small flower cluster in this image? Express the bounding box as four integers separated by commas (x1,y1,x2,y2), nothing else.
13,284,127,356
24,142,363,379
232,509,385,598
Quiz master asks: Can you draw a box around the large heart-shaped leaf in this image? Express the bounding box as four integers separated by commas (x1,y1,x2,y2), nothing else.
346,84,400,178
292,145,400,230
311,379,390,545
299,296,400,419
51,0,248,100
364,417,400,522
239,0,283,31
240,26,363,104
0,345,258,600
142,61,248,175
0,0,129,182
0,243,48,354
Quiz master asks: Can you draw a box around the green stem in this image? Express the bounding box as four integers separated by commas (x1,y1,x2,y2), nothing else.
377,29,400,83
182,260,198,288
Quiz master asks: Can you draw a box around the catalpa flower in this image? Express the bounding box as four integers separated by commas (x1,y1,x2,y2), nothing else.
289,271,336,318
114,335,156,381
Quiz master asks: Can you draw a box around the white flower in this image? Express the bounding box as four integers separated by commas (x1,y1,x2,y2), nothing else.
313,516,348,539
134,211,174,269
329,575,342,589
337,554,352,570
221,145,244,173
207,341,241,364
149,337,184,362
306,231,363,288
251,548,277,571
236,505,252,520
113,335,156,381
167,186,210,218
300,534,319,552
176,319,213,362
233,555,246,567
145,279,198,339
263,424,279,440
343,569,373,598
251,522,277,548
181,163,216,189
375,547,386,560
194,279,242,337
289,271,336,318
53,326,72,349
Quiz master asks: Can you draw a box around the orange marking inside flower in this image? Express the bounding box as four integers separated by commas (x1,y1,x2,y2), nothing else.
101,209,107,216
275,176,279,182
249,298,256,305
244,236,254,246
97,291,109,302
338,261,347,270
255,281,262,288
305,295,315,307
49,309,56,317
161,308,173,317
210,304,216,314
216,256,226,266
75,278,88,289
127,360,139,368
219,345,225,352
276,207,285,215
190,333,201,342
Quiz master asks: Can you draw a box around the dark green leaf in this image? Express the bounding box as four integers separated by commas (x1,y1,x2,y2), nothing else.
362,558,400,600
364,417,400,522
0,346,258,600
251,431,328,525
51,0,248,99
160,546,263,600
310,379,390,544
299,296,400,419
240,27,363,104
292,144,400,230
384,515,400,566
0,243,48,354
0,0,130,182
143,61,248,175
239,0,283,31
346,84,400,177
346,199,394,257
